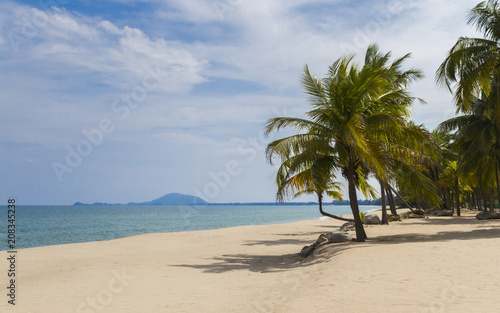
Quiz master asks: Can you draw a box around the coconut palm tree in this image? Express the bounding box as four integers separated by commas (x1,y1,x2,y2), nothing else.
441,161,462,215
436,0,500,113
377,122,440,220
440,88,500,208
436,1,500,211
265,44,423,242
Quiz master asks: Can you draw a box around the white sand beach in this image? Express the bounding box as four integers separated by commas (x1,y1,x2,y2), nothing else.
2,210,500,313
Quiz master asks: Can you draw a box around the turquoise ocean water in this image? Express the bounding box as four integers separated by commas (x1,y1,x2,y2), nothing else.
0,205,379,250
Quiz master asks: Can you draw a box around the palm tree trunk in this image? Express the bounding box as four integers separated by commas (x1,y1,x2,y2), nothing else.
434,167,442,208
380,181,388,224
445,188,452,212
489,188,494,212
454,175,461,216
483,191,489,212
477,190,483,211
472,192,478,210
388,185,414,211
450,190,455,214
386,189,397,215
437,176,444,209
440,187,446,210
318,194,355,222
347,163,367,242
496,159,500,208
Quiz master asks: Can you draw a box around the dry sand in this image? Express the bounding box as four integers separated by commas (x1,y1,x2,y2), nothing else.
2,210,500,313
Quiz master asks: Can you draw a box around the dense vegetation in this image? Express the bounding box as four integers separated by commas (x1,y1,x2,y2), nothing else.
265,0,500,241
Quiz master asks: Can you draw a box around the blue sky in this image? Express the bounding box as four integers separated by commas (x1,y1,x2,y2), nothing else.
0,0,480,205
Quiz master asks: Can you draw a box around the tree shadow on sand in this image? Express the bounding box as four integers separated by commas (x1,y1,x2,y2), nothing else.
172,253,306,274
367,215,500,244
172,241,354,274
243,238,317,247
371,227,500,244
172,215,500,274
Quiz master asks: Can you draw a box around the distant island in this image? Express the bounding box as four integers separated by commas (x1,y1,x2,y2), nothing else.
74,193,208,206
74,193,382,206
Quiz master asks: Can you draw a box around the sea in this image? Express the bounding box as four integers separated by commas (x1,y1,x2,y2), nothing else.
0,204,380,250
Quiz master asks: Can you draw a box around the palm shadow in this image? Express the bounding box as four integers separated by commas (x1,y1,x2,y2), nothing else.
173,215,500,274
243,238,315,246
367,215,500,244
172,253,305,274
370,228,500,244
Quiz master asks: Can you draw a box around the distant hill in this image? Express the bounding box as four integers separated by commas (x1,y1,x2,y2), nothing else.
74,193,208,206
133,193,208,206
74,194,381,206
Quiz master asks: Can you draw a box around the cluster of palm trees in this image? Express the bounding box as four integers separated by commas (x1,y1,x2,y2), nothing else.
264,0,500,242
435,0,500,216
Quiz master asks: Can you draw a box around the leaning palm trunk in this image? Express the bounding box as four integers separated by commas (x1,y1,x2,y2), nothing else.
389,185,414,211
318,194,354,223
386,189,397,215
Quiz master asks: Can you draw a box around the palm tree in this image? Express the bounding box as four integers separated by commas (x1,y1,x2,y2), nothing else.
377,122,440,219
439,89,500,209
436,0,500,113
441,161,462,215
268,143,354,222
429,129,455,210
436,1,500,212
265,44,423,242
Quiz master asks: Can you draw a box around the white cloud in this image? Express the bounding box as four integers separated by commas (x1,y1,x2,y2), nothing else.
0,0,489,204
157,0,222,22
191,0,481,130
2,3,206,93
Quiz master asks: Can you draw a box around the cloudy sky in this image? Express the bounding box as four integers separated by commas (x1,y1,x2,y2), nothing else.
0,0,480,205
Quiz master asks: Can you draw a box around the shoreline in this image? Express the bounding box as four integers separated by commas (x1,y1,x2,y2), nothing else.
2,215,347,252
3,205,382,251
4,210,498,312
